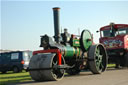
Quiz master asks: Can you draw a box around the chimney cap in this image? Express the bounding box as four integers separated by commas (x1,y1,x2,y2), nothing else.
53,7,60,10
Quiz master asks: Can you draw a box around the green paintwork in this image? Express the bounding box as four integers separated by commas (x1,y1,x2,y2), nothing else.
64,46,74,57
81,30,92,51
64,46,80,58
73,39,80,47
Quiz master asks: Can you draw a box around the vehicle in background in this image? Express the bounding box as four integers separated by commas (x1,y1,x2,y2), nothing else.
98,23,128,68
0,51,32,73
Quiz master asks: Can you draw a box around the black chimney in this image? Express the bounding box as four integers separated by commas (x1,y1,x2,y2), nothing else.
53,7,60,43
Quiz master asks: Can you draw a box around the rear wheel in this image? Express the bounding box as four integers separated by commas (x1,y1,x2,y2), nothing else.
13,66,19,73
88,44,108,74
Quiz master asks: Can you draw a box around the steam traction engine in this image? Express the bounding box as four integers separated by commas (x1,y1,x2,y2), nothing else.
28,7,108,81
99,23,128,68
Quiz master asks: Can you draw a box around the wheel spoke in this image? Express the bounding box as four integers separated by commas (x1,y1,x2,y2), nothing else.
95,46,103,71
95,55,102,62
96,47,100,55
101,63,104,69
96,61,100,70
95,52,99,57
52,61,57,65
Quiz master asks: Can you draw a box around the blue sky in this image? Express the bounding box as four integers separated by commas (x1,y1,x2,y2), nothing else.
1,0,128,50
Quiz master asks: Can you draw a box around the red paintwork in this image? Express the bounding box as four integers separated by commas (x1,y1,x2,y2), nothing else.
57,51,62,65
33,49,62,65
100,24,128,31
100,35,128,49
99,24,128,51
124,35,128,49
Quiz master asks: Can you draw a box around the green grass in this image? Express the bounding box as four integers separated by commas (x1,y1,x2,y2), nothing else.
0,71,32,85
107,64,116,68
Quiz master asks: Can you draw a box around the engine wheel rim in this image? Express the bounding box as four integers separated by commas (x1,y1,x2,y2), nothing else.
51,56,65,79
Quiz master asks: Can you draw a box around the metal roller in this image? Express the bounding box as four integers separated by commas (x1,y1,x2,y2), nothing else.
29,53,65,81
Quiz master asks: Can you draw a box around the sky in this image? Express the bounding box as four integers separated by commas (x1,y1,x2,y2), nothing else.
1,0,128,51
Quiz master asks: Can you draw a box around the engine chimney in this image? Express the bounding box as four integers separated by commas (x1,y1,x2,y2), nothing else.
53,7,60,43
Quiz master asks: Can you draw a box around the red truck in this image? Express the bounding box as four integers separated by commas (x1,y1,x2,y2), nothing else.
99,23,128,68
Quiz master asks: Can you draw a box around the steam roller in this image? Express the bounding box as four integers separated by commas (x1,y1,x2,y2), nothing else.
28,7,108,81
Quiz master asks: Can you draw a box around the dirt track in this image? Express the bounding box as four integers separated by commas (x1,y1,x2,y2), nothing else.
15,68,128,85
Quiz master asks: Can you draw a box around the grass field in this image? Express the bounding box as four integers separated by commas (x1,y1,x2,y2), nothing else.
0,71,32,85
0,64,115,85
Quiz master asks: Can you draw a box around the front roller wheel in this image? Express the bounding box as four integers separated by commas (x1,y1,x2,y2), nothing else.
88,44,108,74
29,53,65,81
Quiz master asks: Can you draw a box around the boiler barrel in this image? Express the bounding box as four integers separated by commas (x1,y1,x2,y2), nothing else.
63,46,81,58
